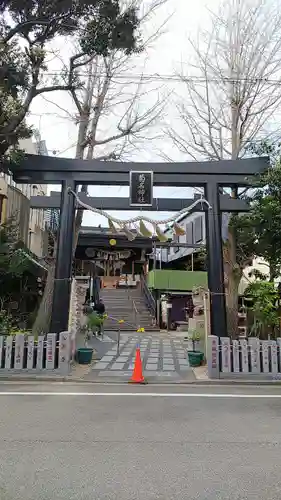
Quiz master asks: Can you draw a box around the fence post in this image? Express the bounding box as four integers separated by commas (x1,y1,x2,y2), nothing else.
59,331,71,374
5,336,13,369
240,339,249,373
46,333,56,370
261,340,269,373
0,336,3,369
232,340,240,373
36,335,45,370
27,336,34,369
271,340,278,376
248,337,260,374
14,334,24,370
276,338,281,371
221,337,231,373
207,335,219,379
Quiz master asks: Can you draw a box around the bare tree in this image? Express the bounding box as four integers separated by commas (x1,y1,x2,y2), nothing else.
71,50,165,245
32,2,168,335
167,0,281,336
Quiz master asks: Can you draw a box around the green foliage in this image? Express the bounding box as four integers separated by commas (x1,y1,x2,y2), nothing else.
230,145,281,279
0,221,30,278
187,329,202,351
0,39,32,161
86,311,104,329
251,161,281,278
80,2,141,56
0,309,14,334
0,307,31,334
245,281,280,338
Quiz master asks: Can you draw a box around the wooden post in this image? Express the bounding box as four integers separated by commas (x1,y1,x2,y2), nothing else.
132,259,135,280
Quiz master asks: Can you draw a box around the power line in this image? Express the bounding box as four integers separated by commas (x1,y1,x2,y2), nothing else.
41,72,281,85
5,67,281,85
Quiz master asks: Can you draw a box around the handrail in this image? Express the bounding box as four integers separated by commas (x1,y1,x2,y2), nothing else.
140,275,156,317
132,299,139,328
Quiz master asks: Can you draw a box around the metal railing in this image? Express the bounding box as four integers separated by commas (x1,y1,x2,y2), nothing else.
132,299,139,328
140,275,156,318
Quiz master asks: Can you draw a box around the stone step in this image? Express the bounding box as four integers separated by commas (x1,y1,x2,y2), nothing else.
104,327,160,331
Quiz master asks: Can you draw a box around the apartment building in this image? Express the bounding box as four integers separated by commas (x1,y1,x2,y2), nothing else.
0,132,48,258
155,203,277,293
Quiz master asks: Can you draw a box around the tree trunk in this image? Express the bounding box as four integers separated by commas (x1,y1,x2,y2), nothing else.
225,269,241,339
225,96,240,337
31,65,94,334
223,220,242,338
32,261,56,335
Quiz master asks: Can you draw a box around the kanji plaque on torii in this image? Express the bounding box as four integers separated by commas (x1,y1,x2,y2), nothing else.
129,170,153,207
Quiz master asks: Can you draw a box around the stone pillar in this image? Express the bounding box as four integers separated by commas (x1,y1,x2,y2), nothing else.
205,182,227,337
50,180,76,333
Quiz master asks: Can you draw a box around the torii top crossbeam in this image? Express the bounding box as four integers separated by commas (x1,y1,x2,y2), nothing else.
10,154,269,186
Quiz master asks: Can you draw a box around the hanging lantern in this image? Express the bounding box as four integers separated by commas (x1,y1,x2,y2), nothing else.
139,220,152,238
156,226,168,242
173,223,186,236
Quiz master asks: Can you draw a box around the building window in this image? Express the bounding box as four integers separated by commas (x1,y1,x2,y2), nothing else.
0,195,4,223
174,234,180,253
194,216,203,243
186,222,193,244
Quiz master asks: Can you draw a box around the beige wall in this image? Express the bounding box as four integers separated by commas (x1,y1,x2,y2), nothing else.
239,258,281,294
0,136,48,258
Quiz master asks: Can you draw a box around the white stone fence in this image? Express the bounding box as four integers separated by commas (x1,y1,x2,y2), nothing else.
0,331,71,374
208,335,281,379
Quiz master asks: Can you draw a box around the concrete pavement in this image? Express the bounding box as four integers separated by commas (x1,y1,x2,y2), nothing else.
0,383,281,499
83,332,195,382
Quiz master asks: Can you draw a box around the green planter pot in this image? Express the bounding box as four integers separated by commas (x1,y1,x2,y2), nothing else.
76,347,94,365
187,350,204,367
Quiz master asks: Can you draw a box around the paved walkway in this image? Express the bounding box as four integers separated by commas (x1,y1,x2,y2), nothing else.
84,333,195,381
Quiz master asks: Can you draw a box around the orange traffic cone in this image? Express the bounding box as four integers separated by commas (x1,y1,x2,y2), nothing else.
129,347,147,384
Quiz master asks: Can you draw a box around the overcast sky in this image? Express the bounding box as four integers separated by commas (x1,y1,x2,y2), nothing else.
28,0,219,227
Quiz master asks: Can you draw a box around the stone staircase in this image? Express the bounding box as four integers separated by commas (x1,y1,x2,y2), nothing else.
101,286,158,331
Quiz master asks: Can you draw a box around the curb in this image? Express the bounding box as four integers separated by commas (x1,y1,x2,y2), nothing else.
1,375,281,385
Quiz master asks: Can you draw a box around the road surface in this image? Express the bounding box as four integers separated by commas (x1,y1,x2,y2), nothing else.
0,383,281,500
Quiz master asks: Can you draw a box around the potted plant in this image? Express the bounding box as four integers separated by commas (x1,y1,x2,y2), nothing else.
76,312,105,364
187,330,204,367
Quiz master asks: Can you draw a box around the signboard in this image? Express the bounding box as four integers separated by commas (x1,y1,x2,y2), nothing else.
207,335,219,378
46,333,56,370
129,171,153,207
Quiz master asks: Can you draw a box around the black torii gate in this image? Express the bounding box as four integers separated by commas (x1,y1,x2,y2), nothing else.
10,154,268,336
